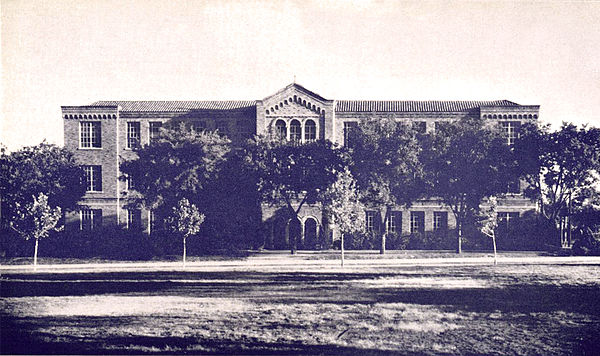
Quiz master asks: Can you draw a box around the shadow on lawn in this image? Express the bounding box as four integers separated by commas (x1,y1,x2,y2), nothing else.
2,270,600,315
1,316,415,356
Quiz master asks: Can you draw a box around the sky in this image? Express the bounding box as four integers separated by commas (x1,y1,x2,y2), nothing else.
2,0,599,151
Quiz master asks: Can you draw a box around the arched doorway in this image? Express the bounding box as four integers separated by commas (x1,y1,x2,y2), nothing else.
273,217,288,249
304,217,318,249
288,218,302,251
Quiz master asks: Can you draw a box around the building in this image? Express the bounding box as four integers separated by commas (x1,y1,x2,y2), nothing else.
62,83,539,248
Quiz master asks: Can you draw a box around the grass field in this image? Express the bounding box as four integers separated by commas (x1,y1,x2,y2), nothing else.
1,262,599,355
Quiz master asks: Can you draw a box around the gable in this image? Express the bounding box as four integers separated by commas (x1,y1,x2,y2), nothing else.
262,83,329,116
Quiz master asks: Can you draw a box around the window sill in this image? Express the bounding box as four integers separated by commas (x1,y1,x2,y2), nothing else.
79,147,103,150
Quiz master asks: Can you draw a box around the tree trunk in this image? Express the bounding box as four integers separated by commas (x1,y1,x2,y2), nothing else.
457,220,462,254
492,234,497,266
182,237,187,268
380,207,389,255
33,238,39,270
290,233,297,255
341,233,345,267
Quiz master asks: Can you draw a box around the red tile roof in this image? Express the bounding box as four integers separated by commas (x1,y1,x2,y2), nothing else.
91,101,256,112
335,100,518,112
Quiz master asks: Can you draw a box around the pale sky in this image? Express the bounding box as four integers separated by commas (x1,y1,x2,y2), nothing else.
2,0,599,151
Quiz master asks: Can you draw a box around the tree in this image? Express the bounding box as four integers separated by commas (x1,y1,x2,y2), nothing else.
10,193,62,268
421,117,514,253
479,197,499,265
120,123,230,235
167,198,205,267
321,168,365,266
245,136,348,254
514,122,600,247
349,117,424,254
1,142,86,229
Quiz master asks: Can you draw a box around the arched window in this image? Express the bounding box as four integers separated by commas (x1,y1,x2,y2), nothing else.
290,120,301,142
275,119,287,140
305,119,316,142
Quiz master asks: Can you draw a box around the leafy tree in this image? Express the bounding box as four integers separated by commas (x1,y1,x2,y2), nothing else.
479,197,499,265
1,142,86,229
120,122,230,235
321,167,365,266
514,122,600,247
421,117,514,253
245,136,348,254
10,193,62,268
167,198,205,267
349,117,424,254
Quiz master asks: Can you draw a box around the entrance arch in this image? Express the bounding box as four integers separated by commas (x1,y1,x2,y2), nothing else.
288,218,302,250
304,217,318,249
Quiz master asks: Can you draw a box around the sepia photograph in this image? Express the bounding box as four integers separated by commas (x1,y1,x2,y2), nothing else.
1,0,599,354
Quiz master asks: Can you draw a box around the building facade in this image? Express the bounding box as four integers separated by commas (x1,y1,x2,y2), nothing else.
62,83,539,247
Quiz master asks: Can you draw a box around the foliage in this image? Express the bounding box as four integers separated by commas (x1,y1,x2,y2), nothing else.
421,117,515,253
478,197,499,264
167,198,205,239
514,122,600,245
10,193,62,266
321,167,365,239
349,117,425,253
571,204,600,256
0,142,86,227
244,135,348,253
121,122,230,219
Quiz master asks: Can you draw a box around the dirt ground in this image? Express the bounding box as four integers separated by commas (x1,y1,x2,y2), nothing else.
1,262,599,355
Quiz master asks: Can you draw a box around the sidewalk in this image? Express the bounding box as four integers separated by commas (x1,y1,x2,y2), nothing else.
1,254,599,274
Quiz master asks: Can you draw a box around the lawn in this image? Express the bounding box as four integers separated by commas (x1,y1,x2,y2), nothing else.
1,262,599,355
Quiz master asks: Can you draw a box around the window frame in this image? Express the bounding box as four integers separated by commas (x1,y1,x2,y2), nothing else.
83,165,102,192
433,211,448,231
79,121,102,149
80,208,102,231
149,121,163,143
410,211,425,234
127,121,141,149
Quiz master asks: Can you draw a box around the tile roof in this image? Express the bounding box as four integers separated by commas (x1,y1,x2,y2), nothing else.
335,100,519,112
91,101,257,112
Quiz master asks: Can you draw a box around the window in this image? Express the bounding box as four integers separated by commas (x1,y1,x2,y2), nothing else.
434,121,448,133
83,165,102,192
216,121,229,137
127,122,141,149
305,120,316,142
410,211,425,234
344,122,358,147
433,211,448,231
497,212,519,230
366,211,376,233
126,174,135,191
127,209,142,230
149,122,162,143
413,121,427,134
386,211,401,234
80,121,101,148
80,209,102,231
290,120,301,142
275,120,287,140
500,121,520,145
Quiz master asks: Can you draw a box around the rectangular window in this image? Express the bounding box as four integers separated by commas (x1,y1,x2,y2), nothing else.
386,211,401,234
500,121,520,146
366,210,376,233
127,122,141,149
83,165,102,192
126,174,135,191
433,211,448,231
80,121,101,148
413,121,427,134
127,209,142,230
80,209,102,231
149,122,162,143
410,211,425,234
344,122,358,147
497,212,519,230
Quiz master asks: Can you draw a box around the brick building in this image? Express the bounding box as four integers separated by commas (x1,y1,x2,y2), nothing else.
62,83,539,248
